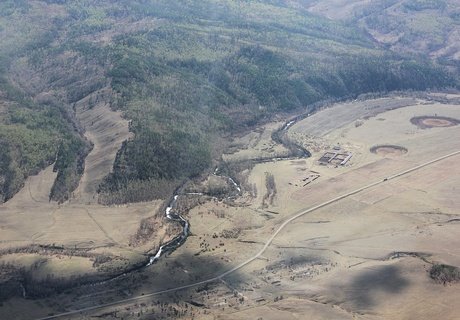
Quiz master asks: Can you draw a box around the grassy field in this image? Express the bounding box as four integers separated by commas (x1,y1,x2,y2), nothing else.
3,93,458,319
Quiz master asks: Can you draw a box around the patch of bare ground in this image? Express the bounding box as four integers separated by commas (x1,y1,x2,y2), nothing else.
0,158,164,303
410,116,459,129
370,145,408,157
80,18,161,45
304,0,371,20
217,297,355,320
72,87,132,204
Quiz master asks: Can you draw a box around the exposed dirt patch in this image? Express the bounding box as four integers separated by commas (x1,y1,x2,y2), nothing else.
370,145,408,157
410,116,459,129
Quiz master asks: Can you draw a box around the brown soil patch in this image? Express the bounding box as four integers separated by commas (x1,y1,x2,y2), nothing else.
370,145,408,156
410,116,459,129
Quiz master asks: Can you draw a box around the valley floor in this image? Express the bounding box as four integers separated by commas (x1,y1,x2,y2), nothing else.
1,92,460,319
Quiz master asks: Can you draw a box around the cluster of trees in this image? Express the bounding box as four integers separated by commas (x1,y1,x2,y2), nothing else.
0,76,90,203
0,0,29,17
98,130,211,203
430,263,460,284
98,177,179,205
403,0,447,11
262,172,277,208
49,137,93,203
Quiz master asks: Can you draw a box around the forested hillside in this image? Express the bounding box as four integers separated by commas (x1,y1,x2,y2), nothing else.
0,0,457,204
0,1,92,203
302,0,460,72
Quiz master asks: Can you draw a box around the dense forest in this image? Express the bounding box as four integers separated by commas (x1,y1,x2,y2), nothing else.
0,0,457,204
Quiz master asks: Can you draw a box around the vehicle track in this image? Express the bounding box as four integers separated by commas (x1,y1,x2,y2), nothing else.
84,208,118,245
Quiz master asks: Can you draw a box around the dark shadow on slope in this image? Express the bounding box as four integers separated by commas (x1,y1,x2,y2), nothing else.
346,265,409,309
266,252,326,272
15,251,249,320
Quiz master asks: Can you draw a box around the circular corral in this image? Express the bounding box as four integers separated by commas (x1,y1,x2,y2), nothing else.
370,145,408,157
410,116,459,129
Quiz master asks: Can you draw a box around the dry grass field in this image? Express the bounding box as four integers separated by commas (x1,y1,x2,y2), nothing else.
166,93,460,320
73,88,133,204
0,90,166,298
1,93,460,319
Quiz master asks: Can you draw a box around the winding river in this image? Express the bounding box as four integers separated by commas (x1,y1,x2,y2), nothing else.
146,195,189,266
145,115,309,267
